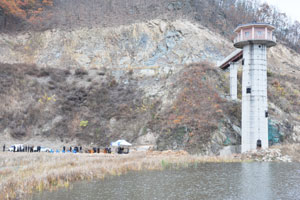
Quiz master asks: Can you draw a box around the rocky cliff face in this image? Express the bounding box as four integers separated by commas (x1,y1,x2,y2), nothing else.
0,20,230,73
0,19,299,154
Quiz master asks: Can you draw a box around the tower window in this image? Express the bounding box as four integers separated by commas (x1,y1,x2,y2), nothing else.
265,111,269,118
257,31,263,36
246,87,251,94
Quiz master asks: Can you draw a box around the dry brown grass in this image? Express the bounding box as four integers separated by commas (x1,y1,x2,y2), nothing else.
0,151,243,199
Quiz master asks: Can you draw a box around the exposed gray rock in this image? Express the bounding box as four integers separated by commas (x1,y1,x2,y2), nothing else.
219,145,241,156
0,20,230,80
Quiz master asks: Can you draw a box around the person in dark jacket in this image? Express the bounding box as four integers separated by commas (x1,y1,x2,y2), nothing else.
118,147,124,154
3,144,5,152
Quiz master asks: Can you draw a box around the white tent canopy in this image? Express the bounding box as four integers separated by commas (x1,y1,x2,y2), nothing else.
111,140,132,147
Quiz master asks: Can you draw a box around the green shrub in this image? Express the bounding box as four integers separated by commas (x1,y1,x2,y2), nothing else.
80,120,88,127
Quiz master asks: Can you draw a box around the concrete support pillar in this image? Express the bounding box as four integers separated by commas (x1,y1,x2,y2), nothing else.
229,62,238,100
241,44,268,153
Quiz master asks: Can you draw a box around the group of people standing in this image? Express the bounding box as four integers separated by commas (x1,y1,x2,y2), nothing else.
62,146,111,153
62,146,82,153
2,144,39,152
2,144,113,154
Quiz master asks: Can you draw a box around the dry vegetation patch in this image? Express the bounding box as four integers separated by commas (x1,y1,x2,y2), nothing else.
154,62,241,153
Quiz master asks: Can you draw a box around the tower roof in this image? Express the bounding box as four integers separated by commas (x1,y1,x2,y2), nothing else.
234,23,275,33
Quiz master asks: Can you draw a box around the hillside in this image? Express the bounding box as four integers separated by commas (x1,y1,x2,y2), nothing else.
0,18,299,154
1,0,300,52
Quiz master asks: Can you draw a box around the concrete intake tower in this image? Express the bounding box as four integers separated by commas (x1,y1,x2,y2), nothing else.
233,23,276,152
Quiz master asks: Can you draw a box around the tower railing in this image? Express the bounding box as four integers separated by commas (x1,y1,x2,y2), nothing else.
234,35,276,44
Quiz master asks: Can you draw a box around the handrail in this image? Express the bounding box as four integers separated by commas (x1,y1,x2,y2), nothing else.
234,35,276,44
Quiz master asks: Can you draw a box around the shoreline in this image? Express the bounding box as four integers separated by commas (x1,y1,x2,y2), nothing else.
0,151,243,200
0,145,299,200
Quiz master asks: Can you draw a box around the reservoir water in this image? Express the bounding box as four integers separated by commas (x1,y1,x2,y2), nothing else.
32,162,300,200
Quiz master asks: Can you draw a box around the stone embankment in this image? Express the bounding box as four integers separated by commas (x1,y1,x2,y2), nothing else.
240,148,292,162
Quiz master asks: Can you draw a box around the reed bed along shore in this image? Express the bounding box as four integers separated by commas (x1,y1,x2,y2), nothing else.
0,150,243,200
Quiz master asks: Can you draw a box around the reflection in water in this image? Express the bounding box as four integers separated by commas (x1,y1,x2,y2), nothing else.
32,163,300,200
240,163,272,200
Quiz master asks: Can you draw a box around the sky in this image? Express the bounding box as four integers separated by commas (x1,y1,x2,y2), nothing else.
263,0,300,22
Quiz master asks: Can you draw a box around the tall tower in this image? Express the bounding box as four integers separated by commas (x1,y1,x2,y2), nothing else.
233,23,276,152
